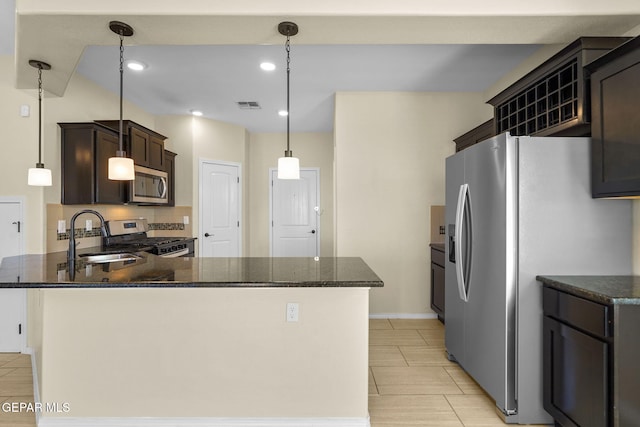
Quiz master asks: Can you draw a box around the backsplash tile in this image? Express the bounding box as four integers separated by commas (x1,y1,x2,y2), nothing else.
148,223,185,231
47,204,193,253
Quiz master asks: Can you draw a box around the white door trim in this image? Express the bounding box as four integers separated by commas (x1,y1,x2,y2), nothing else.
198,159,242,257
269,167,321,257
0,196,25,256
0,196,27,353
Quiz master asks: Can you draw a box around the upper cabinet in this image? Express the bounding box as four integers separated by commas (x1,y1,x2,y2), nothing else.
59,122,125,205
587,36,640,198
453,119,495,152
487,37,630,138
59,120,176,206
95,120,166,171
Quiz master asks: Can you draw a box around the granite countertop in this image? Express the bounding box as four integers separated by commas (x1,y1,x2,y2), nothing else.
0,248,384,289
537,275,640,305
430,242,445,251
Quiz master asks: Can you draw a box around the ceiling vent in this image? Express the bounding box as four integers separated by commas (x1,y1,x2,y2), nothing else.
237,101,261,110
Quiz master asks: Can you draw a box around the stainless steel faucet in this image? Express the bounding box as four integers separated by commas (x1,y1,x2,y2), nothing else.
67,209,107,261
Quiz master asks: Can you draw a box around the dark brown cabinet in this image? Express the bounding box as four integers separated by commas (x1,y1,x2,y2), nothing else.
543,284,640,427
488,37,629,138
59,122,125,204
543,287,610,427
587,36,640,198
96,120,166,171
164,150,177,207
453,119,495,152
430,244,445,322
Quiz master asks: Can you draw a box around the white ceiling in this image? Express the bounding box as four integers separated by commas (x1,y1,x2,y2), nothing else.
7,1,640,132
75,43,541,132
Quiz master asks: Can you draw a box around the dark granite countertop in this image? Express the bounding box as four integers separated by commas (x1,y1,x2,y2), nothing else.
537,275,640,305
430,243,445,251
0,248,383,289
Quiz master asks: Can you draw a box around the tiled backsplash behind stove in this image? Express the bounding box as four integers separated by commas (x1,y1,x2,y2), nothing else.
47,204,193,253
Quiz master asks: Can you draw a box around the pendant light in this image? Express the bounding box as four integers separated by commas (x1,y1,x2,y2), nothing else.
107,21,135,181
27,60,53,186
277,21,300,180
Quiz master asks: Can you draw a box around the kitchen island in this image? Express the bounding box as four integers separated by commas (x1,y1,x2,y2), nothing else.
0,252,382,426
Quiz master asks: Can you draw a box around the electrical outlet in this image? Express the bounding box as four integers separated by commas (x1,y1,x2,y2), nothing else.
286,303,299,322
183,215,190,225
85,219,93,231
57,220,66,234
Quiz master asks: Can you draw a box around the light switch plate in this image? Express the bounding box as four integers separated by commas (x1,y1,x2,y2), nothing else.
85,219,92,231
183,216,190,225
20,105,30,117
57,220,66,234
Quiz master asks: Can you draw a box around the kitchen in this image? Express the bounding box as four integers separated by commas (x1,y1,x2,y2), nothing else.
2,1,640,426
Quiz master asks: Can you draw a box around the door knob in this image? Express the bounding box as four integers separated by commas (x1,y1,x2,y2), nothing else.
309,229,316,234
204,233,213,237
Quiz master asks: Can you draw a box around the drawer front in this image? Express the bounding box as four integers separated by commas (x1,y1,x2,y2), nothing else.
431,247,445,267
543,286,609,338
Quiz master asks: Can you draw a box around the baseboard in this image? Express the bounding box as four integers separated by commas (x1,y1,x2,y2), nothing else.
369,313,437,319
37,417,371,426
23,347,42,425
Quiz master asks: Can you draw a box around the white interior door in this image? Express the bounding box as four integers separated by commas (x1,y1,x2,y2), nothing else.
0,199,26,352
200,161,241,257
271,168,320,257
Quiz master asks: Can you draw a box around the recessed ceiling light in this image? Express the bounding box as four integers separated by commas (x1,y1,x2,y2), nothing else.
260,62,276,71
278,110,288,117
191,110,203,116
126,60,146,71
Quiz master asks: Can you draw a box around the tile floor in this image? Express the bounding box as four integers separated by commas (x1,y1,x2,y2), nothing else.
0,353,36,426
0,320,548,427
369,318,549,427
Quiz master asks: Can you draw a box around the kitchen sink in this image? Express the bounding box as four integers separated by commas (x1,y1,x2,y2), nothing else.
78,252,143,264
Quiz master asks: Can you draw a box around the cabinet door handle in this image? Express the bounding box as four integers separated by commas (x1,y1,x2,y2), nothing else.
12,221,21,232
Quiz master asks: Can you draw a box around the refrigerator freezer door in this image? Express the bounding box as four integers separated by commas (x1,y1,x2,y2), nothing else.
459,133,517,415
445,149,466,364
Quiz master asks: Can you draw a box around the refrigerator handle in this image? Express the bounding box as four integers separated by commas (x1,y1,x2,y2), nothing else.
455,183,470,302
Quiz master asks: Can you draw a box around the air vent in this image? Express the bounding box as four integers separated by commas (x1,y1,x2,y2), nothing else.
237,101,261,110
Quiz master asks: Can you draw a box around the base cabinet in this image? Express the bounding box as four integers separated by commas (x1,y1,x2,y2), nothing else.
430,245,445,322
543,285,640,427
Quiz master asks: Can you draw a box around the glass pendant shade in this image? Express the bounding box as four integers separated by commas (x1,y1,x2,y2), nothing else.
108,156,135,180
28,165,52,186
277,155,300,179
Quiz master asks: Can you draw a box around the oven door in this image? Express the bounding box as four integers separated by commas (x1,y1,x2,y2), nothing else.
129,165,168,205
158,247,190,258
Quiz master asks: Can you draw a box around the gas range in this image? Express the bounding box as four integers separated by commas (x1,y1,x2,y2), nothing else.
104,219,195,257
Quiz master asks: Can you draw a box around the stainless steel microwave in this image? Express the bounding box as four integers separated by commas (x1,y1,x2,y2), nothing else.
129,165,168,204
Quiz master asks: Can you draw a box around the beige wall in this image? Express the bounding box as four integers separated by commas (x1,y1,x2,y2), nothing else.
335,92,492,315
248,132,334,257
36,287,369,419
156,115,250,254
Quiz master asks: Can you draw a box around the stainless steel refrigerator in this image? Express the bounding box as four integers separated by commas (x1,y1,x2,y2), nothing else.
444,133,632,424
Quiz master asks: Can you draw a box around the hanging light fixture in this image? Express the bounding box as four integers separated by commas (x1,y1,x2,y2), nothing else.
27,60,53,186
277,21,300,180
107,21,135,181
